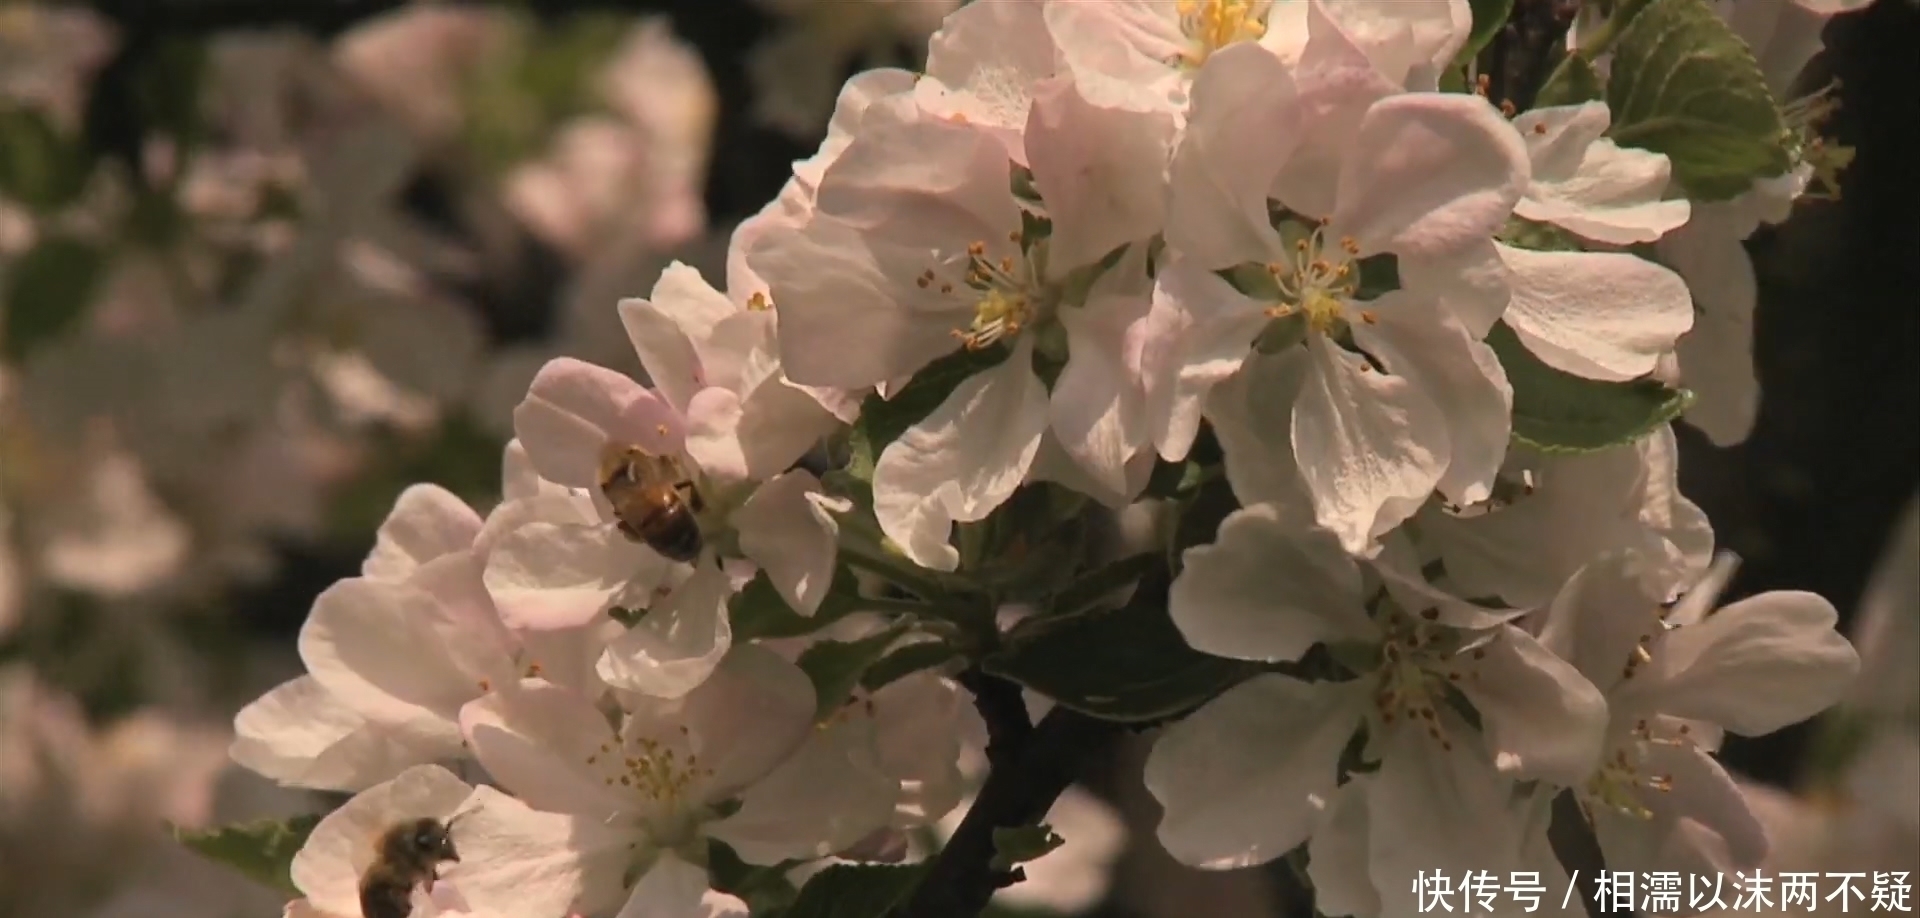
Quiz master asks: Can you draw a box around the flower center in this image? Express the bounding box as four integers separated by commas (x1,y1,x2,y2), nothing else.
1263,223,1368,335
921,237,1039,351
1369,615,1484,751
1781,80,1851,198
1580,718,1689,821
583,726,715,828
1174,0,1271,69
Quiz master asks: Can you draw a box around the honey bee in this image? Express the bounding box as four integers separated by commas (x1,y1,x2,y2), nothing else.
358,815,462,918
597,441,705,563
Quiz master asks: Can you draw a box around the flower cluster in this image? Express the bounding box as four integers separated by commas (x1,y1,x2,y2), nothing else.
218,1,1878,917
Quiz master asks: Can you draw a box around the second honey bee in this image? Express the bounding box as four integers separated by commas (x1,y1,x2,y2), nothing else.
359,815,462,918
597,441,705,563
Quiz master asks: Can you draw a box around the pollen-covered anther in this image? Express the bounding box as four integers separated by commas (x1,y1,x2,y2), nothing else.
746,291,774,311
1532,122,1549,135
1359,310,1378,325
1173,0,1270,69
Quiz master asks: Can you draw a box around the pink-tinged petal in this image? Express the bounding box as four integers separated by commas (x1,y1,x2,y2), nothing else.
1272,6,1400,217
1499,244,1695,382
1332,93,1529,258
676,644,818,797
734,470,848,616
1165,43,1301,269
753,217,971,390
1352,293,1512,507
291,765,475,917
683,386,750,484
596,560,734,698
1206,349,1314,508
1366,722,1523,918
1460,625,1609,786
1293,335,1449,554
1141,259,1269,462
408,552,520,686
459,681,631,816
1315,0,1472,89
614,853,745,918
1648,591,1860,736
1171,504,1377,662
1051,288,1152,498
1025,75,1175,275
708,717,899,864
501,440,573,502
873,343,1049,572
514,358,684,488
364,484,481,580
618,289,709,416
447,785,637,918
1146,675,1368,869
231,676,437,792
299,578,483,731
736,374,840,481
918,0,1060,163
484,522,672,630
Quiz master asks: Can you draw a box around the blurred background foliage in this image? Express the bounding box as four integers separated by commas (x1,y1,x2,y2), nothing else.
0,1,1914,917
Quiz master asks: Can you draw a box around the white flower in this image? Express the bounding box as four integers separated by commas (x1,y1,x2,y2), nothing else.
458,647,896,913
1415,425,1713,607
1153,41,1528,551
288,764,609,918
751,68,1173,568
1148,504,1606,870
1511,102,1691,245
1537,551,1861,878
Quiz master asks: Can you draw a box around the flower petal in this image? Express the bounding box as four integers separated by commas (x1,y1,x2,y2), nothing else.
734,470,848,616
1500,244,1696,382
1164,43,1301,269
1366,723,1522,918
1293,335,1449,554
1352,292,1511,507
708,716,899,864
299,578,481,732
1460,625,1609,786
1171,504,1376,662
364,485,481,580
459,681,632,816
1305,780,1380,918
873,343,1049,571
1332,93,1529,258
1025,75,1175,274
1145,675,1366,869
1206,349,1313,508
684,386,751,484
596,560,735,699
484,522,670,631
447,785,637,918
614,853,746,918
231,676,434,792
679,644,818,796
1648,591,1861,736
514,358,684,488
1050,287,1152,497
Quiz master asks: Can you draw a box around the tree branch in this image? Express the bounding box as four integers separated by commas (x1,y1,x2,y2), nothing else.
896,684,1122,918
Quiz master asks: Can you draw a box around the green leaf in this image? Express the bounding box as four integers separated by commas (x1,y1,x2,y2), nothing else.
985,565,1260,723
4,236,106,361
0,106,95,212
707,840,801,915
797,623,909,721
1045,552,1158,619
1486,322,1692,453
729,566,865,641
860,639,960,692
1604,0,1791,201
1460,0,1515,62
783,862,928,918
1534,52,1605,108
990,824,1065,872
845,345,1011,483
173,813,322,896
